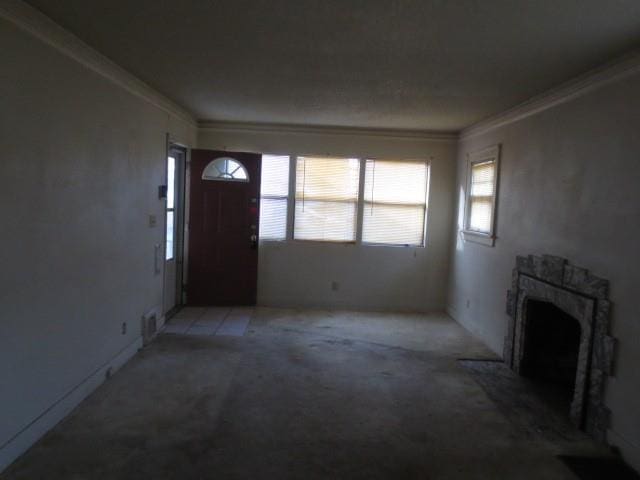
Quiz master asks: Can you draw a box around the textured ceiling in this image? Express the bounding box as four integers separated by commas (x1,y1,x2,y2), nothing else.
25,0,640,131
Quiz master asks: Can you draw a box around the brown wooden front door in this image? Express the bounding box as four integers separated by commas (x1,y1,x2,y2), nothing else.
187,150,261,305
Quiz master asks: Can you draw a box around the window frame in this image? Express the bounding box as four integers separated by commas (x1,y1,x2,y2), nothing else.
257,153,432,248
462,145,500,247
292,155,361,244
165,155,176,260
360,158,430,247
258,154,292,243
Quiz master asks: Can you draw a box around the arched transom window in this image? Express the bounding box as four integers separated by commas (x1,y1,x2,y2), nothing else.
202,157,249,182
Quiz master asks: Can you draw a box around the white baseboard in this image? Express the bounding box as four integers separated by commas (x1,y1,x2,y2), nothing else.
0,337,143,473
445,304,458,320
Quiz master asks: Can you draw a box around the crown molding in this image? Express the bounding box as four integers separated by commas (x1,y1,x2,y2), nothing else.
198,120,458,142
461,50,640,140
0,0,197,128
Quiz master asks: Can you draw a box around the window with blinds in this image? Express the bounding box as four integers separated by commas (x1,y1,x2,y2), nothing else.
462,145,500,247
294,156,360,242
467,159,497,233
259,154,290,240
362,159,429,246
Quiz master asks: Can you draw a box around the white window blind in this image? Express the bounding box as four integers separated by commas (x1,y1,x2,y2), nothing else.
294,156,360,242
362,159,428,246
260,155,290,240
467,160,496,233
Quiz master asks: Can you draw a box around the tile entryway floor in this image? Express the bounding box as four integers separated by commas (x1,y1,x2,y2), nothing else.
163,306,252,337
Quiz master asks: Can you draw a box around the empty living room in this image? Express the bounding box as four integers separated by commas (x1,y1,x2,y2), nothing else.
1,1,640,478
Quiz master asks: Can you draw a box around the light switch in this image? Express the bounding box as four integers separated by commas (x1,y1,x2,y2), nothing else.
149,214,157,227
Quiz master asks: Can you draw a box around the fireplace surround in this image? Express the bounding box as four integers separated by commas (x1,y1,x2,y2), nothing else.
505,254,616,441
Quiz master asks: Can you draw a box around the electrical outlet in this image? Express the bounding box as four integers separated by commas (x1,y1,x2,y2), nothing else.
331,281,339,291
148,214,157,227
121,322,127,335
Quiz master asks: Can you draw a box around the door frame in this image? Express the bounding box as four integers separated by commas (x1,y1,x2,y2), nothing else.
163,141,188,318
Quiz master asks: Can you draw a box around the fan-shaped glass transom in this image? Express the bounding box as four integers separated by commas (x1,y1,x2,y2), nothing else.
202,157,249,182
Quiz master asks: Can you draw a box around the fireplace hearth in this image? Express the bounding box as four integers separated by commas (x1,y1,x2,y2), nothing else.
505,255,616,441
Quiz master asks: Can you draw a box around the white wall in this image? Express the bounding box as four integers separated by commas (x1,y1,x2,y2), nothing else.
447,71,640,470
199,126,457,312
0,16,196,471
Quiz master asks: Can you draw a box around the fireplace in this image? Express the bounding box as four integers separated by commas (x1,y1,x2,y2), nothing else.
521,300,581,412
505,255,616,441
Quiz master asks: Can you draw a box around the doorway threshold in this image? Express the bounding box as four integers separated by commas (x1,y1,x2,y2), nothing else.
163,307,252,337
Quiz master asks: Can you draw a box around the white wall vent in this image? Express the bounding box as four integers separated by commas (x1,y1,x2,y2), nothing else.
141,310,158,346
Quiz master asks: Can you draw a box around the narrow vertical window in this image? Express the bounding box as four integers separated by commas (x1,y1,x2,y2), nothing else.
362,159,429,246
259,155,290,241
294,156,360,242
467,161,495,232
165,156,175,259
463,145,500,246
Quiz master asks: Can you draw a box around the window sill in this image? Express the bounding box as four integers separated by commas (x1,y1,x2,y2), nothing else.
462,230,495,247
362,242,425,248
291,239,357,246
260,239,425,249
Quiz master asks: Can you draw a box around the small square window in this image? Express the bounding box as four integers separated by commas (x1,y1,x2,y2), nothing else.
463,145,500,246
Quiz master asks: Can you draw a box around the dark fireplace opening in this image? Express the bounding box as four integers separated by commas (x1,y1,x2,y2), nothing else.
521,299,581,412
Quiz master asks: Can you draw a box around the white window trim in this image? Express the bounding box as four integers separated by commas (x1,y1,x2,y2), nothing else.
462,145,500,247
